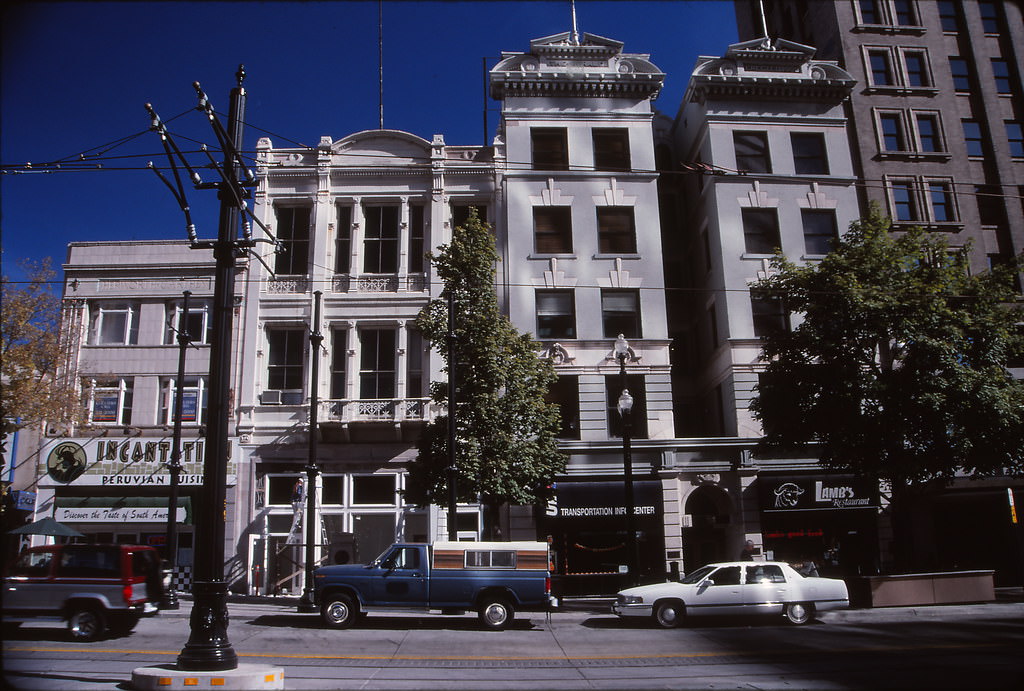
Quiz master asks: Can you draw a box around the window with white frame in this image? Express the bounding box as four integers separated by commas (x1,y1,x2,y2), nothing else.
601,289,641,339
90,378,133,425
165,299,211,345
408,204,426,274
887,177,960,225
274,206,311,275
335,205,352,274
865,47,934,89
265,328,305,404
742,208,781,254
962,119,984,157
878,111,908,152
855,0,920,27
359,328,396,399
1006,121,1024,157
801,210,838,255
159,376,208,425
406,328,425,399
596,207,637,254
913,112,944,152
536,290,576,339
363,206,400,274
90,302,139,345
791,132,829,174
733,131,772,173
330,327,348,400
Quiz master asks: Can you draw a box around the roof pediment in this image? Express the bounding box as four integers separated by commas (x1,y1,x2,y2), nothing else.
330,130,431,159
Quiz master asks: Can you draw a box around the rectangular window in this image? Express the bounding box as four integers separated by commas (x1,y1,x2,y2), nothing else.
914,113,942,152
1006,121,1024,157
734,131,772,173
751,291,790,337
857,0,881,24
359,329,396,399
791,133,829,174
363,206,400,273
879,112,906,151
928,181,957,222
267,329,305,394
937,1,960,31
160,376,208,425
91,378,133,425
451,204,488,231
601,289,641,339
536,290,576,339
547,376,580,440
868,49,894,86
891,179,919,221
406,328,424,398
979,0,1000,33
335,205,352,274
352,475,397,505
91,302,139,345
533,207,573,254
592,128,631,172
992,59,1011,94
893,0,917,25
903,51,930,87
408,204,426,274
531,128,569,170
330,328,347,399
975,185,1006,226
596,207,637,254
742,208,781,254
949,57,971,91
962,119,984,156
801,210,838,255
274,206,311,275
165,299,211,345
605,374,647,439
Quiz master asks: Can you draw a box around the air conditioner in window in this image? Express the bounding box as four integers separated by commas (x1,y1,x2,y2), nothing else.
260,390,282,405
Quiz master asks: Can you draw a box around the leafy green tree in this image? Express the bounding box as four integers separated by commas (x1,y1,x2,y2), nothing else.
406,210,566,539
1,259,81,428
751,205,1024,569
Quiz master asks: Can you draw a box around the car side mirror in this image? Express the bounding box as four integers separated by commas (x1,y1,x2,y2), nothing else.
701,578,715,587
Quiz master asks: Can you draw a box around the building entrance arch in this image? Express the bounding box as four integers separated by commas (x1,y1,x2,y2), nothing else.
682,484,733,571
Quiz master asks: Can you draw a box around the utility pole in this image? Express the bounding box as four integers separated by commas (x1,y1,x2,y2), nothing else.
176,67,250,672
160,290,192,611
298,291,323,613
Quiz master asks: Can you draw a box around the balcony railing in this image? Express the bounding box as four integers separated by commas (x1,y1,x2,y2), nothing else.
327,398,430,422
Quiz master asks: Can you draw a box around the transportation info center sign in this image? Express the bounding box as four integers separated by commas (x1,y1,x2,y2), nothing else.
39,437,237,487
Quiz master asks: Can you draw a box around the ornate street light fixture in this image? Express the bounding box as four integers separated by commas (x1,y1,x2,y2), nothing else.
614,334,639,586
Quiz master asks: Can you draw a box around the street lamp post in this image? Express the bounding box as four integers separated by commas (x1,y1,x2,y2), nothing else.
614,334,639,587
161,290,193,610
298,291,323,613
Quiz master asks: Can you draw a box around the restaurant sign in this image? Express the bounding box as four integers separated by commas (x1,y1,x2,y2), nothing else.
39,437,235,487
759,474,879,512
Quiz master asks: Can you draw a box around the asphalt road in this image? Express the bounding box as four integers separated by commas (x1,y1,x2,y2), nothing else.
4,599,1024,690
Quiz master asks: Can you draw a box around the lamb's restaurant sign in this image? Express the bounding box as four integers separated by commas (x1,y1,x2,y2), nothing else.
39,437,236,487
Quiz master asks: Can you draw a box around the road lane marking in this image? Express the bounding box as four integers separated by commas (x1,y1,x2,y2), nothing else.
3,641,1008,662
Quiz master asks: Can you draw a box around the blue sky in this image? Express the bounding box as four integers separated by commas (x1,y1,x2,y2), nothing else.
1,1,738,285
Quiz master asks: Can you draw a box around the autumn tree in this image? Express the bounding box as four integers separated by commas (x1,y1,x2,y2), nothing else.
1,259,81,428
750,205,1024,569
405,210,566,539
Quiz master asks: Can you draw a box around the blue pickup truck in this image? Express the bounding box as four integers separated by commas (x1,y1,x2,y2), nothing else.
314,541,552,630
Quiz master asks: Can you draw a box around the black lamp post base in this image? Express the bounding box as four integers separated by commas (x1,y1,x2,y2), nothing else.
297,589,318,613
177,581,237,671
159,591,180,610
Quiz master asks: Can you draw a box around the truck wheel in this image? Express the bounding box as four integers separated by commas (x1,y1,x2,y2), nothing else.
68,605,106,641
478,597,514,630
321,593,358,629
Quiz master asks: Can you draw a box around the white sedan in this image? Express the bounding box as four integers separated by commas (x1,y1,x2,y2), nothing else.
612,561,849,627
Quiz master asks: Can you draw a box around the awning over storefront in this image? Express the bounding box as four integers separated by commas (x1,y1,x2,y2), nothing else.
758,474,879,512
546,480,662,522
53,496,193,524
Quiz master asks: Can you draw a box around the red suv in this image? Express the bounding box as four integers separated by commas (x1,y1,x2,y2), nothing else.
2,544,164,641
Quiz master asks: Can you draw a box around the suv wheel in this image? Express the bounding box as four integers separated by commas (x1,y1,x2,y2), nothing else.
68,605,106,641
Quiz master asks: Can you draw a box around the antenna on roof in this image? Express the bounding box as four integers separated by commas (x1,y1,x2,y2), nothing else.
757,0,769,38
378,0,384,129
570,0,580,45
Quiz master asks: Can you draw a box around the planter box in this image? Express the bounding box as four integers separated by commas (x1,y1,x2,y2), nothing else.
849,570,995,608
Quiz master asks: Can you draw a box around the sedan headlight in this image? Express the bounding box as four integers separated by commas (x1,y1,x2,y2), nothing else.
617,594,644,605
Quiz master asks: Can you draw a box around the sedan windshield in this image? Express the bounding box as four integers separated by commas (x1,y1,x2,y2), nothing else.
679,565,717,584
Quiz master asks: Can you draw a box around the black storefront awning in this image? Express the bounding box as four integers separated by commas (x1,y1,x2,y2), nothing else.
546,480,663,522
758,473,879,512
